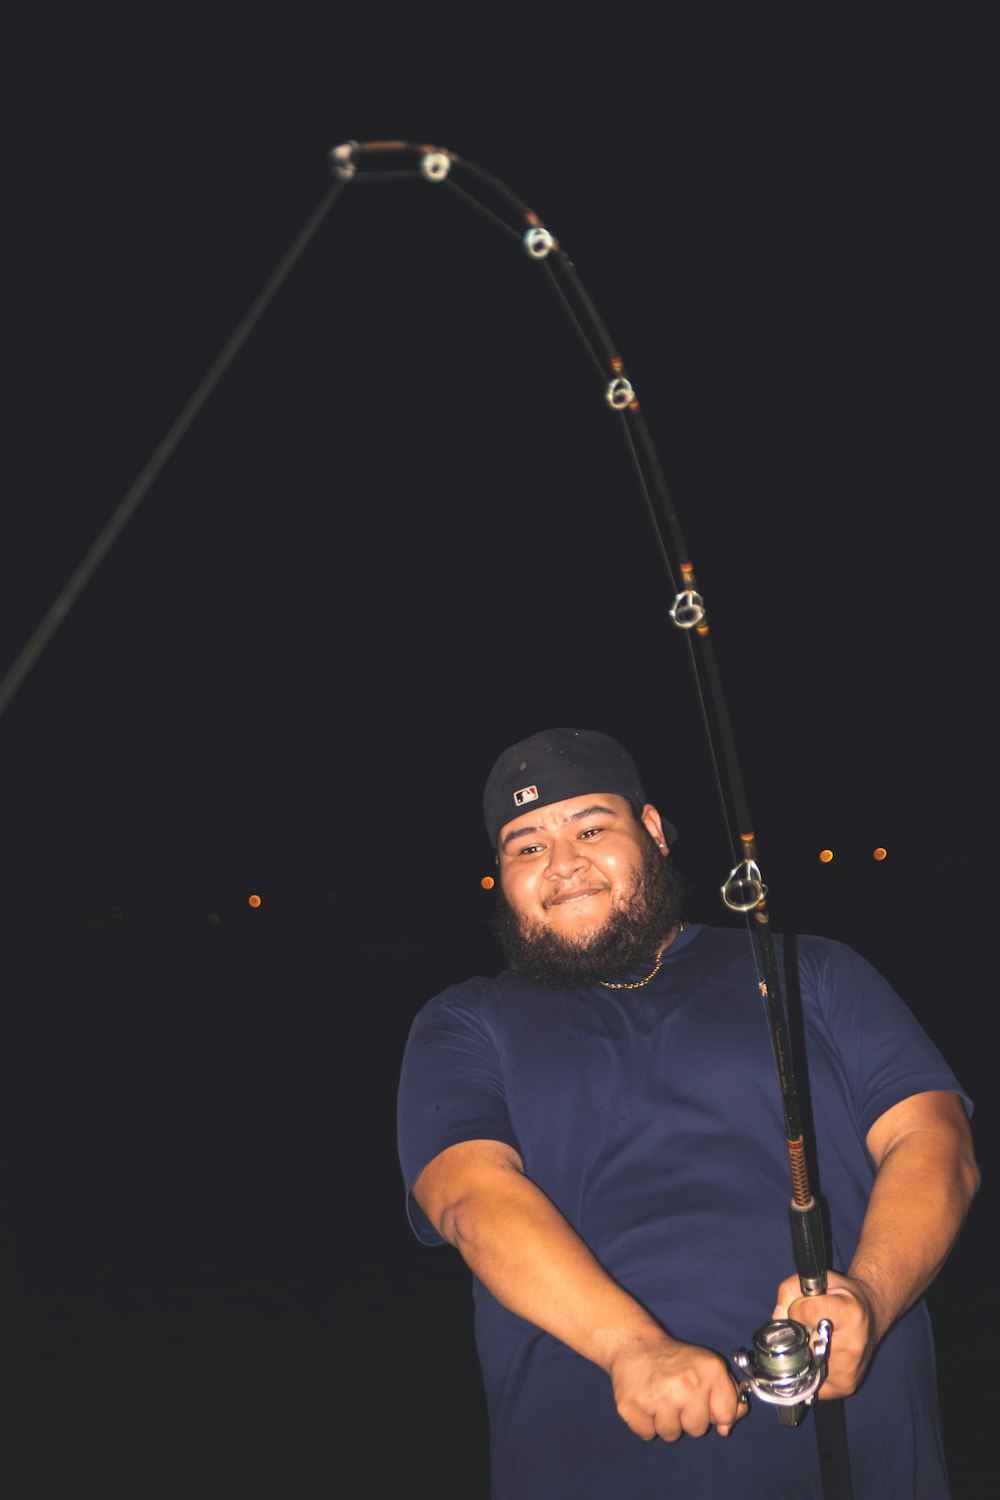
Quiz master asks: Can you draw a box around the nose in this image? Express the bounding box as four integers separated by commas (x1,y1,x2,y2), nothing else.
546,835,589,880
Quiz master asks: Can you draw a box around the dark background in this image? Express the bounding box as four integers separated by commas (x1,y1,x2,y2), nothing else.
2,11,992,1497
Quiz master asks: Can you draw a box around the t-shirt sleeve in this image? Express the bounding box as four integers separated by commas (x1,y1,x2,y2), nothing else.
397,977,519,1245
802,936,974,1139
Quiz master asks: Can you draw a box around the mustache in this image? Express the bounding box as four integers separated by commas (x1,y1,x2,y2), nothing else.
541,882,611,910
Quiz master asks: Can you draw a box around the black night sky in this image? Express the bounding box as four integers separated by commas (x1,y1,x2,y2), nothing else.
2,12,992,1497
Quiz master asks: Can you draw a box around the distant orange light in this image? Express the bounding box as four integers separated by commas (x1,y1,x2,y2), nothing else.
481,876,495,890
819,849,834,864
873,847,887,861
248,893,262,908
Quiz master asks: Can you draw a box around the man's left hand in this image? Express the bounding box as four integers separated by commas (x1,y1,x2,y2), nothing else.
772,1270,877,1399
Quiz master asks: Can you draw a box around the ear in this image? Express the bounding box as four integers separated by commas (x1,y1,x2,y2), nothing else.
640,803,671,852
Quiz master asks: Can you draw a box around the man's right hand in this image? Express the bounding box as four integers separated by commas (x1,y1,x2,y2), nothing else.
608,1335,749,1441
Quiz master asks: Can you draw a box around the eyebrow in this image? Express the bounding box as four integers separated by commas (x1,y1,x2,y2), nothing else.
499,803,622,853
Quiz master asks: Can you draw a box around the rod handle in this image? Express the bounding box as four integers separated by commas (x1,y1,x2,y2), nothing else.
789,1197,827,1296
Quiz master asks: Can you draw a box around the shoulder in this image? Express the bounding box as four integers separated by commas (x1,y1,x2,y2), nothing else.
405,973,500,1042
404,969,548,1045
416,972,499,1013
763,930,899,998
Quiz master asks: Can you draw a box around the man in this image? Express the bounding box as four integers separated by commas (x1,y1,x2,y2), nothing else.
397,727,978,1497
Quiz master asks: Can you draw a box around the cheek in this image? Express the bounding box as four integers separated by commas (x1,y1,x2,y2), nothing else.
499,868,534,915
599,847,643,888
501,870,557,932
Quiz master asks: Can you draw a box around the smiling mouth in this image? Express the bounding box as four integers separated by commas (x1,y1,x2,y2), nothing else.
544,886,609,909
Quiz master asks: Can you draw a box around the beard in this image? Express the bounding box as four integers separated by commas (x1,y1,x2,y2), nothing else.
492,831,688,989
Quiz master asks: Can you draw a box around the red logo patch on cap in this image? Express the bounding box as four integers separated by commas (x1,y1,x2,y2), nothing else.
514,784,538,807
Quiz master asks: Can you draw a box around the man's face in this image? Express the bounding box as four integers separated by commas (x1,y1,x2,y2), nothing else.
493,792,684,986
497,792,665,938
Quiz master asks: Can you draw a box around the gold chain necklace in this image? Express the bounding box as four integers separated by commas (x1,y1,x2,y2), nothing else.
599,951,663,989
598,925,684,990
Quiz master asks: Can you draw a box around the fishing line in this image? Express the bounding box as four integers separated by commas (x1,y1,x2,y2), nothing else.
0,177,348,721
536,258,614,384
443,178,527,244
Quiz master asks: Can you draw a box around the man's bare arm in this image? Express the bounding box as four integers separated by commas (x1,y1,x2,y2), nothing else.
413,1138,747,1441
776,1089,979,1397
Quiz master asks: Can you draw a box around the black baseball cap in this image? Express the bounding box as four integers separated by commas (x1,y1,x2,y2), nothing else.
483,727,678,849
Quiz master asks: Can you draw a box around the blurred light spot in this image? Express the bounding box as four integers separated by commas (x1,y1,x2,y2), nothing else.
110,906,123,920
208,912,221,926
819,849,834,864
248,893,262,908
873,847,887,861
481,876,495,890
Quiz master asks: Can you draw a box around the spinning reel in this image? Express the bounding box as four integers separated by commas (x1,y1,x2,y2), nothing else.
732,1318,832,1426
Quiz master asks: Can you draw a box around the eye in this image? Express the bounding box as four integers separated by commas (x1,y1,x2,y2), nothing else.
579,827,603,839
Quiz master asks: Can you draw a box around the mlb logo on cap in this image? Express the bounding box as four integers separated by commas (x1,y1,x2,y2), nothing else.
514,785,539,808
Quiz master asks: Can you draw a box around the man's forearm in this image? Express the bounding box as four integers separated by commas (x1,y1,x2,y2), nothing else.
414,1138,747,1440
848,1092,979,1341
421,1141,665,1370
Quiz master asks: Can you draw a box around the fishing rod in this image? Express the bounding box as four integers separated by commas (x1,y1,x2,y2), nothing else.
329,138,854,1498
2,135,851,1495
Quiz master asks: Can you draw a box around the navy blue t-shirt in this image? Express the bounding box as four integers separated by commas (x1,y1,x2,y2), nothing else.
397,924,972,1498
